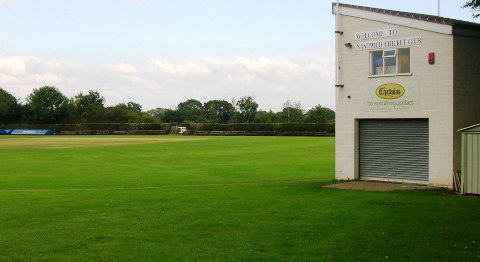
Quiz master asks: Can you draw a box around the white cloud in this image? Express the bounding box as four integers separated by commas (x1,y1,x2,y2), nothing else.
0,73,18,83
98,0,151,6
235,56,301,74
0,56,69,102
0,54,335,111
106,63,137,74
151,59,211,76
0,0,16,6
33,73,62,84
0,56,30,76
144,56,335,110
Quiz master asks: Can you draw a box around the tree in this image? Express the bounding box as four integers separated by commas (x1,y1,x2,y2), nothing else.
74,90,105,122
104,101,155,123
255,110,282,123
19,103,34,123
147,108,168,121
136,112,157,123
235,96,258,123
305,105,335,123
26,86,69,124
124,101,152,123
104,103,139,123
282,100,304,123
177,99,204,123
463,0,480,18
0,88,21,123
203,100,234,124
127,101,142,113
162,109,182,123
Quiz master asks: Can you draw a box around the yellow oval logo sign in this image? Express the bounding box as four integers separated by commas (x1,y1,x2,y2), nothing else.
375,83,405,99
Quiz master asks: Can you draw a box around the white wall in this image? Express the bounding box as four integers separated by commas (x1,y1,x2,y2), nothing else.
335,11,455,186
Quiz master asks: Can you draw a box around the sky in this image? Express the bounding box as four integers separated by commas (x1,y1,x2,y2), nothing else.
0,0,477,112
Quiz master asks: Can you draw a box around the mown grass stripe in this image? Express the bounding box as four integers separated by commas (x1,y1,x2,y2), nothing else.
0,178,333,192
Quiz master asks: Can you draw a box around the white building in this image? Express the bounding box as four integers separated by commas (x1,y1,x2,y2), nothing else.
333,3,480,187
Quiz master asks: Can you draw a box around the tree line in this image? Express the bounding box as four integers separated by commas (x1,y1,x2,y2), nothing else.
0,86,334,125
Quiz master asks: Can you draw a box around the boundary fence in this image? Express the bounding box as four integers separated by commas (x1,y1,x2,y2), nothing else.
1,123,335,137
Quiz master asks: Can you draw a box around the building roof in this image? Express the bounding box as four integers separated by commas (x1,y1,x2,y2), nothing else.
334,3,480,36
458,123,480,132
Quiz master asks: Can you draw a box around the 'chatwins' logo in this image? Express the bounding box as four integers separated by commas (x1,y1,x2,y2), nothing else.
375,83,405,99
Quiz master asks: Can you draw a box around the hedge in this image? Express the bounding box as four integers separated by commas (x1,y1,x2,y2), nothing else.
185,123,334,134
0,122,334,136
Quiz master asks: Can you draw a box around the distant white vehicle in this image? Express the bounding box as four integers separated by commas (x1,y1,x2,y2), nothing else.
178,127,187,135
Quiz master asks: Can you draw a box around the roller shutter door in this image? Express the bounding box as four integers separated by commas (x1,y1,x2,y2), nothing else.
359,119,429,182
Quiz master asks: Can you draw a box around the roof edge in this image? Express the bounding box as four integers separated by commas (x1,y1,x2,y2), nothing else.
333,3,480,30
458,123,480,132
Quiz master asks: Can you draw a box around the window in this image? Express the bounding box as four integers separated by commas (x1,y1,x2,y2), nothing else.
370,48,410,76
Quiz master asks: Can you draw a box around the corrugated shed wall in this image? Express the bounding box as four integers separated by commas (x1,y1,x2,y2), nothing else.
462,132,480,194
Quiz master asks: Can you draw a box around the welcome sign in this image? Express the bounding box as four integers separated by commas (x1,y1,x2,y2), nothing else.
363,83,419,112
354,28,398,40
353,28,422,51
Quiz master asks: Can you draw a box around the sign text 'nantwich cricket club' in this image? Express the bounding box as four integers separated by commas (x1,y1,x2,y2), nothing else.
353,28,422,50
355,36,422,50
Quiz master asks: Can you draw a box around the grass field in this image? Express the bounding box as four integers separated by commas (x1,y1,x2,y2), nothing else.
0,135,479,261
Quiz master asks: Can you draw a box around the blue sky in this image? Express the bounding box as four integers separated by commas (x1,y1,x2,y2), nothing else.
0,0,477,111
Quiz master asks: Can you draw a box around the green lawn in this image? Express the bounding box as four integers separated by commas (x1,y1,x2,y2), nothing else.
0,135,479,261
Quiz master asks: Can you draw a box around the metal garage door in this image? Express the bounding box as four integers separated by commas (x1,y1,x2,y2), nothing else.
359,119,429,182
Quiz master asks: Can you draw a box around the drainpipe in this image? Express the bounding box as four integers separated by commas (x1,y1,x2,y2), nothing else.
334,0,344,104
335,0,340,87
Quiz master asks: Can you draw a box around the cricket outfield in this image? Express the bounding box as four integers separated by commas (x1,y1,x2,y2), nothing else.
0,135,478,261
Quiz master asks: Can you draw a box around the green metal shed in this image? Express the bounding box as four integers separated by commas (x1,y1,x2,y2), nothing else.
459,124,480,194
